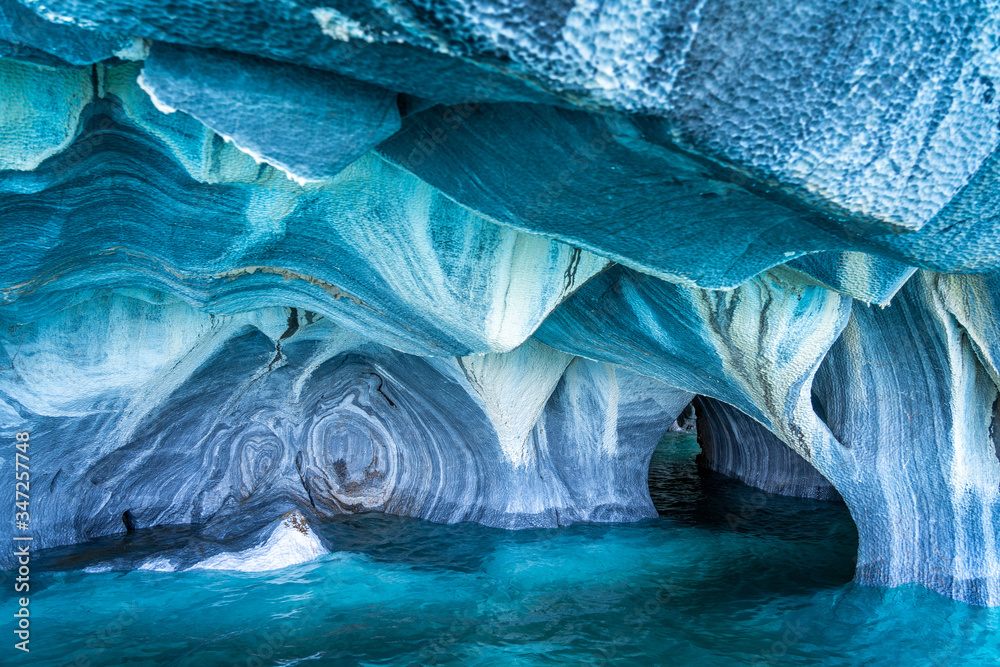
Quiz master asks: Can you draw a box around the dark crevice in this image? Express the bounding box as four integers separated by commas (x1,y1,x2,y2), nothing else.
279,307,300,340
90,63,100,98
811,389,829,426
122,509,136,534
267,308,301,371
991,395,1000,466
267,341,283,371
363,372,396,407
563,247,582,291
295,451,319,510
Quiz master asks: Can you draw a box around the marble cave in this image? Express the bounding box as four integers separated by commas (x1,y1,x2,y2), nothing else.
2,1,1000,664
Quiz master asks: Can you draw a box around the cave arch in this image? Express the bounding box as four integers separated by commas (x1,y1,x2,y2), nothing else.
690,396,842,502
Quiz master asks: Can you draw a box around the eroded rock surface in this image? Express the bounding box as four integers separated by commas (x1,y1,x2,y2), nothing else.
1,292,690,559
1,0,999,605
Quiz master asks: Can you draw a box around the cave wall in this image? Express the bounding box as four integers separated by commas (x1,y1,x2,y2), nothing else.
536,265,1000,605
0,291,691,564
1,0,999,605
812,272,1000,606
692,396,841,502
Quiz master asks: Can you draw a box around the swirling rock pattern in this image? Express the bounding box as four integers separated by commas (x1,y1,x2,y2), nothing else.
1,0,1000,607
0,61,607,355
0,292,691,562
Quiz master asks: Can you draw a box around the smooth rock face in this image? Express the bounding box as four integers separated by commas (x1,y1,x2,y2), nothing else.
0,291,691,563
0,62,607,355
1,0,1000,608
141,42,401,182
693,396,841,502
0,0,131,65
378,102,854,289
379,99,1000,294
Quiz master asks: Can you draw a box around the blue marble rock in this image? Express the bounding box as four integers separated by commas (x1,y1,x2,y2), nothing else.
13,0,565,105
140,42,401,182
380,101,1000,291
781,252,916,306
813,272,1000,606
693,396,841,502
1,0,999,609
14,0,999,245
378,102,856,290
0,57,92,171
0,62,607,355
536,264,1000,604
0,292,692,564
0,0,132,65
535,264,853,467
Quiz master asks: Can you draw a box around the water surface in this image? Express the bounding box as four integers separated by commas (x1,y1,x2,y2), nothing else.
6,433,998,666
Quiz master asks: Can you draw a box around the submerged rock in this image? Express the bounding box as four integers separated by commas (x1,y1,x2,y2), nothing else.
189,511,329,573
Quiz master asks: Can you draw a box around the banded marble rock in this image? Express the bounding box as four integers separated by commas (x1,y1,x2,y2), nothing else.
1,0,999,607
0,291,691,563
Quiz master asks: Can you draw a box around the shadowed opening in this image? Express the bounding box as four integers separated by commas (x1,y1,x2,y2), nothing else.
646,397,859,594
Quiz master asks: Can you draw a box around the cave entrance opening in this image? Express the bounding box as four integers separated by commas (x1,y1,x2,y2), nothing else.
645,396,859,589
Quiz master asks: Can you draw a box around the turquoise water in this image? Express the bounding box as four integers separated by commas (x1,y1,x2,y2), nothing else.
6,433,1000,666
